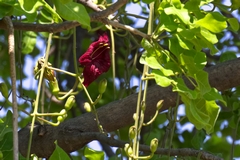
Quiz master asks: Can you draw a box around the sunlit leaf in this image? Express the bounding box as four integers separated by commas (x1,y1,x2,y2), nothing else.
164,6,190,24
195,12,227,33
199,27,218,44
54,0,91,31
152,70,174,87
84,147,104,160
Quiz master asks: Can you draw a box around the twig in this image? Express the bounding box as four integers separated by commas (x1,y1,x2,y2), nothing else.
89,0,128,20
77,0,102,12
107,20,150,39
3,16,18,160
75,132,224,160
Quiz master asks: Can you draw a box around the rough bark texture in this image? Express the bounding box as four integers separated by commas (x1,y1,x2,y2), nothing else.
18,58,240,158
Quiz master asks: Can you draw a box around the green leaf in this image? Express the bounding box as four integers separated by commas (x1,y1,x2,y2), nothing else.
49,141,71,160
144,55,162,69
195,12,227,33
142,0,155,4
203,88,226,105
0,1,15,18
54,0,91,31
152,70,174,87
194,70,211,95
156,12,178,33
231,0,240,10
164,6,190,25
169,37,184,58
18,0,44,13
227,18,239,31
191,130,206,149
0,132,13,160
84,147,104,160
0,111,13,141
185,0,203,19
204,100,220,133
182,94,220,134
13,2,37,22
183,95,211,130
18,0,62,23
21,31,37,54
219,51,237,62
199,27,218,44
176,34,193,50
172,78,198,99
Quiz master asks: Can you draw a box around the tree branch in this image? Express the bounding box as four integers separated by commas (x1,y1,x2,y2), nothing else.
0,0,148,39
3,16,18,160
19,58,240,158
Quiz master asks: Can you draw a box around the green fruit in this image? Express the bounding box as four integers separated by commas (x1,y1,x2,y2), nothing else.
0,82,9,98
98,79,107,94
64,96,75,111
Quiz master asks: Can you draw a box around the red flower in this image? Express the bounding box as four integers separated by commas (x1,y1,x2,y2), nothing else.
79,33,111,87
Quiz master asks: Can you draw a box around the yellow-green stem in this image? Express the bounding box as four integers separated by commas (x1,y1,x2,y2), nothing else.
132,2,155,158
26,33,53,160
78,77,104,133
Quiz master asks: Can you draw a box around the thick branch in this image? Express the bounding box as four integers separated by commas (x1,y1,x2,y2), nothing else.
19,58,240,158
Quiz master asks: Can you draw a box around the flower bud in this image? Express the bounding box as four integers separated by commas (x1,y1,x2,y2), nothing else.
64,96,75,111
156,100,163,110
129,126,136,140
150,138,158,153
141,101,146,112
57,115,64,122
0,82,9,98
124,143,133,156
84,102,92,112
133,113,137,120
48,77,59,96
98,79,107,94
60,109,67,115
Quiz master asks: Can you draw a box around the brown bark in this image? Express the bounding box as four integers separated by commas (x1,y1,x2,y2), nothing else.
18,58,240,158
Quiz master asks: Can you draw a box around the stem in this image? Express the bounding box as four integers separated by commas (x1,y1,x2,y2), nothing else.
26,33,53,160
78,76,104,133
109,25,116,100
3,16,18,160
132,2,154,158
230,116,240,160
47,66,77,77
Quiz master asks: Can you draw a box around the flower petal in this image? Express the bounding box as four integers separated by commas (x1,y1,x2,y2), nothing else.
79,32,111,87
